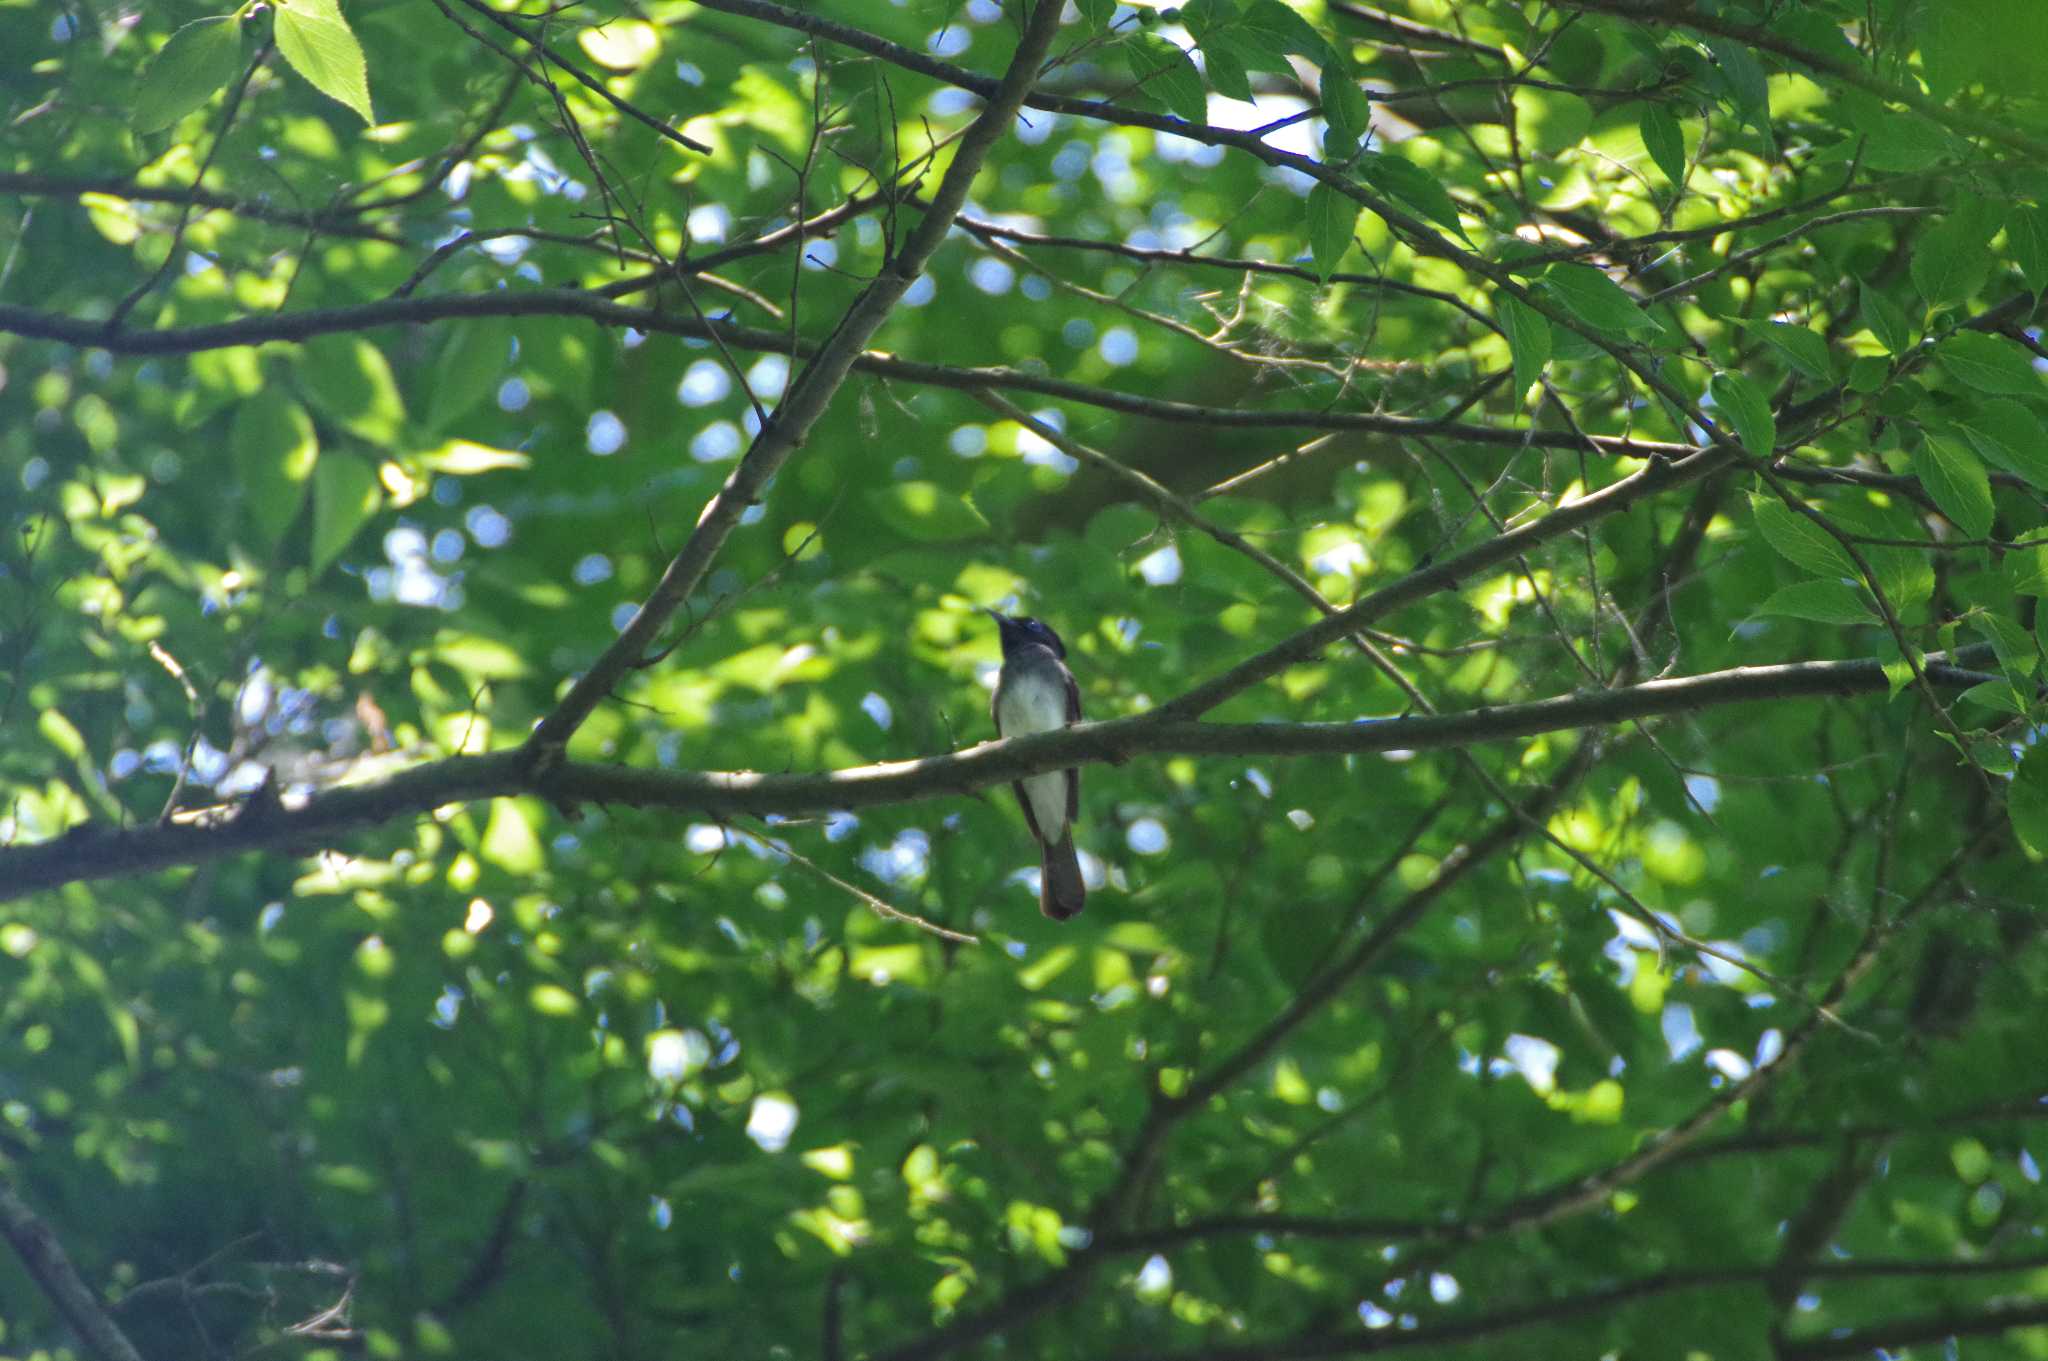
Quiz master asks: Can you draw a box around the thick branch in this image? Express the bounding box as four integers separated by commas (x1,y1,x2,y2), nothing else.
0,652,1993,904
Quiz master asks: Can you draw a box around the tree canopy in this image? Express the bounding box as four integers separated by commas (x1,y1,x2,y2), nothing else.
4,0,2048,1357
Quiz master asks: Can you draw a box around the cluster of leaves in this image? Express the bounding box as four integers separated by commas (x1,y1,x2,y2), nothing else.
3,0,2048,1358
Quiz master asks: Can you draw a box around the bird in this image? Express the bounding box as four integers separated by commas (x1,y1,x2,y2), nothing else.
988,611,1086,919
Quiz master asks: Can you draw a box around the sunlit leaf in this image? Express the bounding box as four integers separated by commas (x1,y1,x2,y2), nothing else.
272,0,374,125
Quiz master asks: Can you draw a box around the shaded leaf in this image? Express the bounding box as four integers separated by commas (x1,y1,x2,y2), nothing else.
1122,35,1207,125
1912,216,1993,306
2011,744,2048,858
1745,320,1831,381
1975,612,2038,679
1910,435,1994,539
1321,69,1372,157
426,321,509,431
1305,181,1358,279
1750,495,1856,578
1952,398,2048,489
2007,545,2048,597
1861,284,1914,355
232,389,318,547
134,15,245,134
311,454,381,575
300,334,407,442
1755,580,1874,625
1358,151,1469,244
1241,0,1333,66
1935,332,2042,397
2009,206,2048,296
1709,371,1774,456
1495,292,1552,403
1638,103,1685,187
1540,265,1653,334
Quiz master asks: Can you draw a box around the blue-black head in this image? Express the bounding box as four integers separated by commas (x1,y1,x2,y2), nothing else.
990,611,1066,660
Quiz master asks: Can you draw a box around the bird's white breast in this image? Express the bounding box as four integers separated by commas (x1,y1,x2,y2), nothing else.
997,674,1071,841
996,678,1069,738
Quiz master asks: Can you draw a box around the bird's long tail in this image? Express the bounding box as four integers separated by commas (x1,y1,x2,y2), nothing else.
1040,836,1085,920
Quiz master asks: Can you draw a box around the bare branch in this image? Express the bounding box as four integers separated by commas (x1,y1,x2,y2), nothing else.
0,650,1996,904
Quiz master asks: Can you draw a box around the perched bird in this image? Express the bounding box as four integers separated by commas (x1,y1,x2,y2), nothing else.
989,612,1085,919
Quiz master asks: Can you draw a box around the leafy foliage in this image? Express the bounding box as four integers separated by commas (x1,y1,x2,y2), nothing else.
3,1,2048,1358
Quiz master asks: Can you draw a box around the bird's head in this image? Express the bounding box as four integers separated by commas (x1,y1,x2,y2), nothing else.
988,610,1067,659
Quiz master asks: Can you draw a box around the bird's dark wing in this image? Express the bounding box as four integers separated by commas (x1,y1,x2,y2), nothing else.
1062,660,1081,822
1010,781,1046,842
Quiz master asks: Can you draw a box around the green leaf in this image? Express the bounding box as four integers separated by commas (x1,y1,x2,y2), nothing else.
1704,37,1773,155
1122,35,1207,125
272,0,375,125
1511,85,1592,156
311,454,381,575
1855,113,1957,172
1305,181,1358,280
1750,495,1856,578
1910,435,1995,539
1959,680,2026,715
426,321,509,431
1320,68,1372,157
1709,371,1774,456
1540,265,1653,335
1912,216,1993,306
232,389,319,547
299,334,407,442
866,482,988,542
1198,31,1254,102
483,801,545,875
1860,284,1914,355
2011,744,2048,858
1495,292,1552,403
40,709,87,761
134,15,245,134
1638,104,1685,187
2007,544,2048,597
1705,36,1768,115
1745,321,1831,381
1975,612,2038,679
1951,399,2048,489
1846,355,1889,393
420,440,530,475
1075,0,1114,26
1935,332,2043,397
1357,151,1469,244
1755,579,1875,625
1241,0,1334,66
2008,206,2048,296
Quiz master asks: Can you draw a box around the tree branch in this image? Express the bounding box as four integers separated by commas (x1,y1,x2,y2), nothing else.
0,297,1695,459
0,653,1996,904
